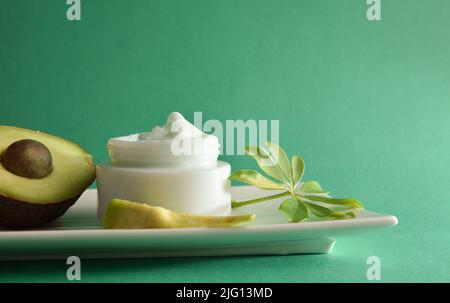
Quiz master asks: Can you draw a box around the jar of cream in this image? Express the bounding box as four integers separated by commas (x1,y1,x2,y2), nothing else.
96,112,231,219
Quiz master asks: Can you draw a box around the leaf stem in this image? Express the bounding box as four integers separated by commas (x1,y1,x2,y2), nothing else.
231,191,291,208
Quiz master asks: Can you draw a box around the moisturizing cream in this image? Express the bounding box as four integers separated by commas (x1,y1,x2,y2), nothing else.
97,113,231,219
108,112,220,168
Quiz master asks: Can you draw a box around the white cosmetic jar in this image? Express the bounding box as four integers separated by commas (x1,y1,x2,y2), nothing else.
96,161,231,219
107,134,220,168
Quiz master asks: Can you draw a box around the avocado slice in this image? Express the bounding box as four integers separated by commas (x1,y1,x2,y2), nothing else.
103,199,255,229
0,126,96,228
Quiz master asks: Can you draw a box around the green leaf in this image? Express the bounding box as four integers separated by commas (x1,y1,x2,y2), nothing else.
231,191,290,208
345,211,356,218
304,195,364,209
266,142,292,184
229,169,287,190
229,142,363,224
278,197,309,223
302,201,333,217
245,143,292,186
300,181,325,193
303,199,357,220
291,155,305,187
329,210,357,219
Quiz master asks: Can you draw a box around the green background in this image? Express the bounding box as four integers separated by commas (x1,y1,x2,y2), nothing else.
1,0,449,282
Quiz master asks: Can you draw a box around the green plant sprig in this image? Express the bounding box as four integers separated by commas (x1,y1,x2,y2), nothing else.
229,142,364,223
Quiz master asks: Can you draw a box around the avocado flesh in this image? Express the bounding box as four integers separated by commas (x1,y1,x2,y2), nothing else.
103,199,255,229
0,126,96,228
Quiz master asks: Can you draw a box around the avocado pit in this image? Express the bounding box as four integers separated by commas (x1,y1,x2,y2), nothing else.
0,139,53,179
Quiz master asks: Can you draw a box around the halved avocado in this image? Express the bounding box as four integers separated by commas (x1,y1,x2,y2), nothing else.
0,126,96,228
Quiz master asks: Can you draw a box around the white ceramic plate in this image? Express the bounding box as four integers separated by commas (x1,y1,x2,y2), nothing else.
0,186,397,260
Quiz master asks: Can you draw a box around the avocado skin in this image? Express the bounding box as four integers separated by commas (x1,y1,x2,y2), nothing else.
0,195,80,228
0,169,95,229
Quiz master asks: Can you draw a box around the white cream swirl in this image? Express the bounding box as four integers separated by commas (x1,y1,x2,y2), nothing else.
108,112,220,168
